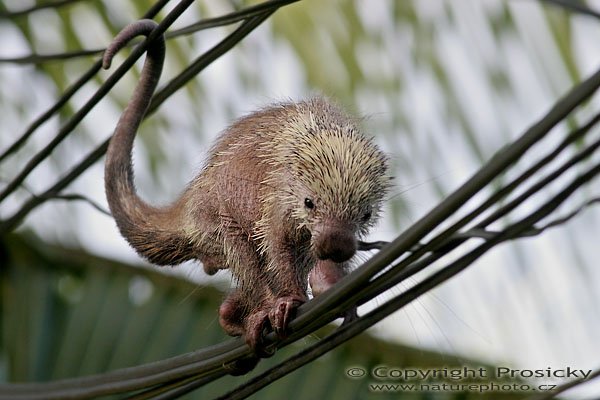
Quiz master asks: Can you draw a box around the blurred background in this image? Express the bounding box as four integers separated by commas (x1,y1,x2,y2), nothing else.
1,0,599,398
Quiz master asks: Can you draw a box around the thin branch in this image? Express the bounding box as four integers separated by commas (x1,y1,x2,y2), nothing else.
165,0,298,37
0,0,171,162
449,194,600,242
0,62,101,162
45,193,111,216
523,196,600,234
14,181,111,216
0,0,196,205
0,49,102,64
0,0,87,18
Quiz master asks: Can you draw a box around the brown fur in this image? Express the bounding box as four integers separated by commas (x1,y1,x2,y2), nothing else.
103,20,389,359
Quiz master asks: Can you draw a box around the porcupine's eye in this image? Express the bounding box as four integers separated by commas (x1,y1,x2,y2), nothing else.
304,198,315,210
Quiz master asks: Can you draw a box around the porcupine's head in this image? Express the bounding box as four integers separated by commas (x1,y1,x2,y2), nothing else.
275,98,390,263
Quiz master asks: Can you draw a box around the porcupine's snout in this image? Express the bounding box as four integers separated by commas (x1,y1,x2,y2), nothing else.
314,222,357,263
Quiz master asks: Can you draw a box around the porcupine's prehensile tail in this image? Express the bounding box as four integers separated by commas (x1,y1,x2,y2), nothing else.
103,20,193,265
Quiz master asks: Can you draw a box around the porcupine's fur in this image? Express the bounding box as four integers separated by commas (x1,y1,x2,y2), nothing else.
103,20,390,358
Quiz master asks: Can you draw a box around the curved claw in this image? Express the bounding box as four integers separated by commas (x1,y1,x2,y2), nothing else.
244,309,276,358
269,295,305,339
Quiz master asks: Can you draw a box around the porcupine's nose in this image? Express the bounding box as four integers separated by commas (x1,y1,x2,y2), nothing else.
315,225,357,263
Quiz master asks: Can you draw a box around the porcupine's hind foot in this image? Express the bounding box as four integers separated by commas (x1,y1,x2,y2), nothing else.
218,291,246,337
219,291,264,375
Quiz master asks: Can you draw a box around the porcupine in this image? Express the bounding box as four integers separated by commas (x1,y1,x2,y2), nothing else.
103,20,390,357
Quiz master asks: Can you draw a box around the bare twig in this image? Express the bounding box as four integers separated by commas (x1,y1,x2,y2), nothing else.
0,0,195,206
45,193,111,216
0,63,101,162
0,49,102,64
0,0,171,162
14,181,111,216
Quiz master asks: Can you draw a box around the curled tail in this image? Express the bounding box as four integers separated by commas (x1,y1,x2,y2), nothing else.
103,20,193,265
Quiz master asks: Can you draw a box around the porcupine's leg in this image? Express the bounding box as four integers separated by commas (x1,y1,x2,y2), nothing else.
214,234,283,358
217,286,269,375
261,244,310,339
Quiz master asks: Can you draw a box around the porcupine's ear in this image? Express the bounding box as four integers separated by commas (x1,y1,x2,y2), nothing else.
103,20,193,265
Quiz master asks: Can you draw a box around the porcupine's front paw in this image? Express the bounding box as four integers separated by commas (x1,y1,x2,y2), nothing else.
269,295,306,338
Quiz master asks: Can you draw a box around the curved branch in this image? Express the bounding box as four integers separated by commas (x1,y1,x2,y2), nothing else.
0,0,195,206
0,0,172,162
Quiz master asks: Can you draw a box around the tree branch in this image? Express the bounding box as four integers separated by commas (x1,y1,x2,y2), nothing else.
0,0,172,162
0,0,196,205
